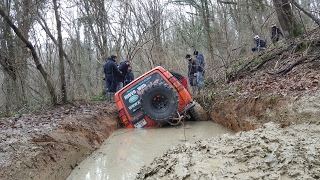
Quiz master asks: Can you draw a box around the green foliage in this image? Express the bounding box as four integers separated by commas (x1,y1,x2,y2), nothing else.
233,60,244,69
293,25,304,37
1,111,20,118
203,89,217,110
228,94,236,100
204,77,214,87
207,89,217,100
297,41,312,51
91,94,107,101
268,94,280,104
66,102,74,108
236,86,243,92
91,89,107,101
274,41,284,48
252,58,262,66
30,109,42,114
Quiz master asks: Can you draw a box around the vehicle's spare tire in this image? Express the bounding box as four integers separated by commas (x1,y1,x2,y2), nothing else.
141,83,179,121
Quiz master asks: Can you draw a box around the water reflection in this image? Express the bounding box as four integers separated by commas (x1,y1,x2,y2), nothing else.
67,121,233,180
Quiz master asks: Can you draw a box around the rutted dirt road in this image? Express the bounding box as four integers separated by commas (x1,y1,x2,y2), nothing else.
1,91,320,180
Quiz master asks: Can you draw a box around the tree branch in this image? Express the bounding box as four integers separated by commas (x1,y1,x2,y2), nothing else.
217,0,237,5
291,0,320,26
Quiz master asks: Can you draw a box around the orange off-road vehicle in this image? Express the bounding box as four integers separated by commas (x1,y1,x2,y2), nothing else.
115,66,201,128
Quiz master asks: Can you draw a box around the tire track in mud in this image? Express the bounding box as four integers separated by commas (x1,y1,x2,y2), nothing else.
136,122,320,180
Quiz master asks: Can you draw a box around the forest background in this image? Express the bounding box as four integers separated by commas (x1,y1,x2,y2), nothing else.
0,0,319,116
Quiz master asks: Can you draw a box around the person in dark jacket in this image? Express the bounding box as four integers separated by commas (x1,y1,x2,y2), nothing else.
124,66,134,86
103,55,122,101
117,60,131,91
252,35,266,52
186,54,198,94
271,24,284,44
193,50,205,86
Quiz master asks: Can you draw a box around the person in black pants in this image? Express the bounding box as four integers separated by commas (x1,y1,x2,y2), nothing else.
103,55,122,102
271,24,284,44
185,54,198,94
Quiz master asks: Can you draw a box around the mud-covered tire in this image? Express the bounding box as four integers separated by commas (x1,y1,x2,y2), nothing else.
188,102,207,121
141,83,179,121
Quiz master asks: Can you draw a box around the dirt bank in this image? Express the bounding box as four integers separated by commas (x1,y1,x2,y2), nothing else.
0,102,119,180
210,92,320,132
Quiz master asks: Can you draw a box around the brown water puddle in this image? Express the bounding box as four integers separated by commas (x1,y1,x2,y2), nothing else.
67,121,233,180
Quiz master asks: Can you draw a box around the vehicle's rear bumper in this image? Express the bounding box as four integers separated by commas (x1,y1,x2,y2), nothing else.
178,101,196,115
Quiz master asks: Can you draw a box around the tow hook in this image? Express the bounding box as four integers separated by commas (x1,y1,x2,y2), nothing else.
166,111,186,126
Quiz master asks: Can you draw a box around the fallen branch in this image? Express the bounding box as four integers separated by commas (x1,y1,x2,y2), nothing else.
251,48,288,71
276,56,307,74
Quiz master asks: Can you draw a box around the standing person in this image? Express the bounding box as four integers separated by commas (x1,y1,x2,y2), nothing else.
193,50,205,88
270,24,284,44
103,55,122,102
124,66,134,86
185,54,197,94
169,71,190,94
117,60,131,91
251,35,266,52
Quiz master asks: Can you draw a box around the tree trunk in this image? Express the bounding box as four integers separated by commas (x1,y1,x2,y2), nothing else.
0,8,57,105
53,0,67,103
201,0,215,64
273,0,301,37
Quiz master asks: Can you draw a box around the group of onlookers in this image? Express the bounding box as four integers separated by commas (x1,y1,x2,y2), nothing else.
103,55,134,102
103,25,284,102
185,50,205,95
103,51,206,103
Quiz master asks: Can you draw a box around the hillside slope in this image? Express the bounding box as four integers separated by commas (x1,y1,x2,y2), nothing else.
136,28,320,179
209,27,320,132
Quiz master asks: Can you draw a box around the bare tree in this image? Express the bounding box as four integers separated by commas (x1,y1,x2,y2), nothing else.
0,8,57,104
273,0,301,37
53,0,67,103
37,12,86,97
172,0,214,62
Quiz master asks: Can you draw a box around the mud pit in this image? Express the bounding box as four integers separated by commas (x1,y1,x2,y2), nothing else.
1,92,320,180
67,121,233,179
136,93,320,179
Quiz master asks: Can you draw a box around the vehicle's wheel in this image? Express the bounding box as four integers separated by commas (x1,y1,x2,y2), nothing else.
188,102,207,121
141,83,179,121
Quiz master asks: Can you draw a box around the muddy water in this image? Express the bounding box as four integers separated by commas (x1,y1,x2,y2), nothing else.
67,121,233,180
